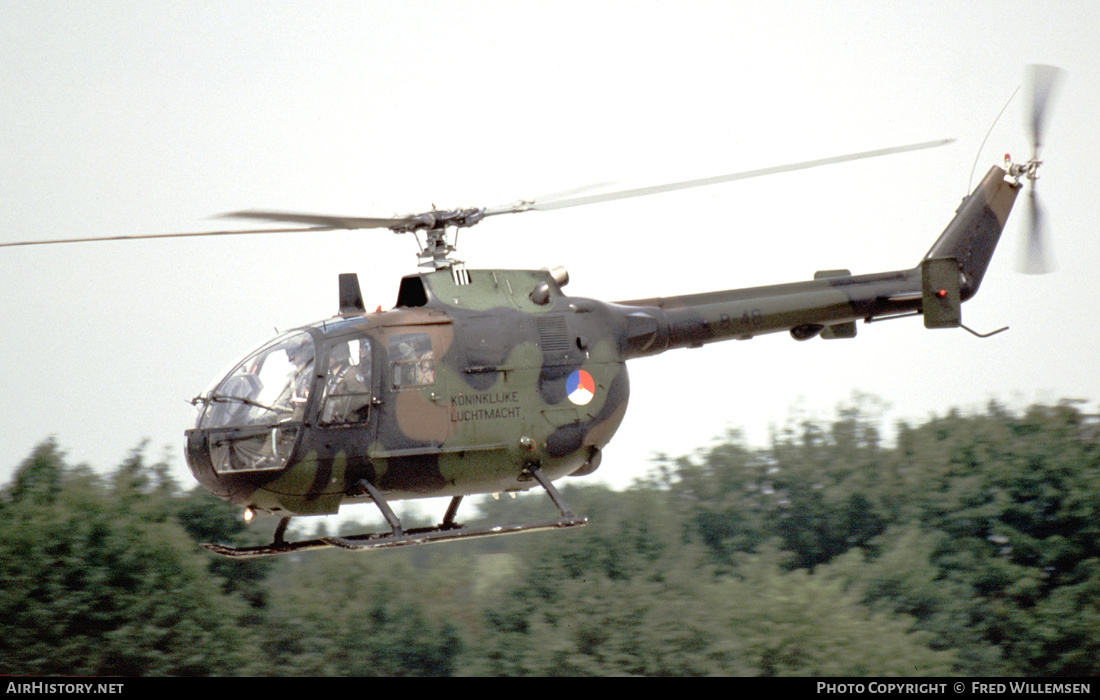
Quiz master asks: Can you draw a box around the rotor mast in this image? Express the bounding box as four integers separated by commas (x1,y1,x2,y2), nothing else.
393,207,486,270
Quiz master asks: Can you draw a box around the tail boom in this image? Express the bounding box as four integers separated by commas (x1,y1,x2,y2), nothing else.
613,165,1019,358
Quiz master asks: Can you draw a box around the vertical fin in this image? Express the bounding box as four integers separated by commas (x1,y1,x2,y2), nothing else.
922,257,962,329
924,166,1020,300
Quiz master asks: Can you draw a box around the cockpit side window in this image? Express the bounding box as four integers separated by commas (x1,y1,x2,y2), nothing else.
321,338,373,424
390,332,435,388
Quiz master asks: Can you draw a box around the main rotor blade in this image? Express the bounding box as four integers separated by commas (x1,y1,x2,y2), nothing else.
0,211,429,249
484,139,954,216
1,138,954,250
1027,64,1065,153
219,210,424,230
0,225,330,249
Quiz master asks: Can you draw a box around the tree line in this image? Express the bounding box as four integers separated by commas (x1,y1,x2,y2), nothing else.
2,398,1098,676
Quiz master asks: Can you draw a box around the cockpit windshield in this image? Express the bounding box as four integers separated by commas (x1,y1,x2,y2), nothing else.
198,330,315,430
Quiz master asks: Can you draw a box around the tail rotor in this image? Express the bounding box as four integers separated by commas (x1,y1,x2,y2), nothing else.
1013,63,1066,274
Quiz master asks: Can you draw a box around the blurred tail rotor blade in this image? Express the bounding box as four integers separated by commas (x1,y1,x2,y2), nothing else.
1019,186,1052,274
1016,64,1064,275
1027,64,1066,153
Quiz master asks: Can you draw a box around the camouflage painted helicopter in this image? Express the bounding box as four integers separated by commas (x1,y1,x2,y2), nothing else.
3,66,1063,557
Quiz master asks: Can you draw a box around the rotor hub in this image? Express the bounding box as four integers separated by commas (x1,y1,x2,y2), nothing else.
415,228,463,269
1003,153,1042,184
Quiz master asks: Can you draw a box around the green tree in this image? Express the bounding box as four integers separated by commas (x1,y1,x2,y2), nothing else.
790,401,1100,675
251,551,462,676
0,442,245,676
711,546,956,676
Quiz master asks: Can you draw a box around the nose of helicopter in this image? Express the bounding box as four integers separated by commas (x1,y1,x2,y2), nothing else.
184,329,317,505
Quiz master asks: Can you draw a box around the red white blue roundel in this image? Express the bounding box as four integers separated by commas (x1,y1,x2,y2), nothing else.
566,370,595,406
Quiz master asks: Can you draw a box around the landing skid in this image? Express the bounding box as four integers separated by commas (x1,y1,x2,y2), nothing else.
200,467,587,558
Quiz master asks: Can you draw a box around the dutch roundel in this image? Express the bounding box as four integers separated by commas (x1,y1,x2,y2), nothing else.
566,370,595,406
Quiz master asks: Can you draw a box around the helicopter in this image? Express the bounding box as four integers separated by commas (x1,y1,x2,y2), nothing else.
2,65,1063,558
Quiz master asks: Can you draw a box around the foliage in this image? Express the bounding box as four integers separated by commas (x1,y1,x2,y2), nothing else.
245,551,464,676
2,399,1099,675
0,442,244,676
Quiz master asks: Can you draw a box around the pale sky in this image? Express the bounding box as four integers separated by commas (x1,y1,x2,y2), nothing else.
2,2,1098,525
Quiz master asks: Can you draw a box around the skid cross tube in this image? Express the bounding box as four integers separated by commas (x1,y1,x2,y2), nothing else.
442,495,463,528
199,466,587,558
355,478,403,536
525,465,575,518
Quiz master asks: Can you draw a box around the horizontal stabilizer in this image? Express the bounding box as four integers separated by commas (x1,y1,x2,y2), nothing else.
822,322,857,339
815,270,857,338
